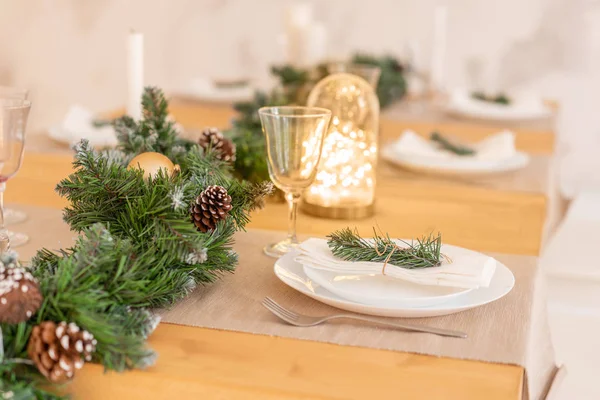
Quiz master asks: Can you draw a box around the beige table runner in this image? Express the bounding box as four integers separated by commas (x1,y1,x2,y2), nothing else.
159,229,558,400
13,204,557,399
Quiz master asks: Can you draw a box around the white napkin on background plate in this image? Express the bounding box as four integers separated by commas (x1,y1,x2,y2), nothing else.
391,130,516,161
295,238,497,289
48,105,117,148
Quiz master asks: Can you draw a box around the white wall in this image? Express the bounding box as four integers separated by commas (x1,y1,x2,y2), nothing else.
2,0,580,132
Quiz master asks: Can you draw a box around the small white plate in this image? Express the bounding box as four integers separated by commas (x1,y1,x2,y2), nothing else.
303,265,472,308
382,147,530,176
174,78,254,104
274,251,514,318
442,89,553,122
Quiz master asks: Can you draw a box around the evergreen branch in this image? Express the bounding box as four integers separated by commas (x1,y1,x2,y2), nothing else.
351,53,407,108
114,86,194,159
471,91,511,105
0,361,65,400
326,227,442,269
430,132,476,156
270,65,309,86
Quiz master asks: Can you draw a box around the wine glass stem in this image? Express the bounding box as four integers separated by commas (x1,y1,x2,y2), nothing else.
286,192,301,244
0,182,8,253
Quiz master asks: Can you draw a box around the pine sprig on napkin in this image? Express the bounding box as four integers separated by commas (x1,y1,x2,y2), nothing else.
471,91,511,105
326,228,443,269
430,131,476,156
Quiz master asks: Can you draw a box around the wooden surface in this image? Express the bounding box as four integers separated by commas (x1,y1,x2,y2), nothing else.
11,99,558,399
67,324,524,400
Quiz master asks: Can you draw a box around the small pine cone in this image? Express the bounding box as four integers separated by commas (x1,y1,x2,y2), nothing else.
0,265,42,323
198,127,236,162
28,321,97,383
190,185,233,233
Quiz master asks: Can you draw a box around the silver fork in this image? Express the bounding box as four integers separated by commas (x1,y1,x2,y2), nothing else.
262,297,467,338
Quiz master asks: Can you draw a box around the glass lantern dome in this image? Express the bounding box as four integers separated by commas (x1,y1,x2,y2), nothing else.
303,73,380,219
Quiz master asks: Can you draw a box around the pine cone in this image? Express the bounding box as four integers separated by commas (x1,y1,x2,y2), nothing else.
0,265,42,323
198,127,236,162
190,185,232,233
28,321,97,383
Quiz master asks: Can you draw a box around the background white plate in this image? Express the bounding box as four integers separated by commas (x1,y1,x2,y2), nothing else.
173,78,254,104
442,88,553,122
274,250,515,318
382,147,530,176
303,265,472,308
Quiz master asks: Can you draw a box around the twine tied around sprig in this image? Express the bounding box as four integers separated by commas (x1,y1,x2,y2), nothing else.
374,241,453,276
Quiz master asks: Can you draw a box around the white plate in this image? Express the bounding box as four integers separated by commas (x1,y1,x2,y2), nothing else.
382,147,530,176
173,78,254,104
303,265,472,308
442,89,553,122
274,251,514,318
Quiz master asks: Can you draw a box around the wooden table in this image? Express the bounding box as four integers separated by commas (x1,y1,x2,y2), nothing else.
10,99,558,399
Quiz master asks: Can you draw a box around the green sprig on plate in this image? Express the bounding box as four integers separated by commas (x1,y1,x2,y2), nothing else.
430,131,476,156
471,91,511,105
326,227,442,269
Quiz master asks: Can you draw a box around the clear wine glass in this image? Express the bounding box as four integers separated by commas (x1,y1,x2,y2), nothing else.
0,87,30,248
0,98,31,253
259,106,331,257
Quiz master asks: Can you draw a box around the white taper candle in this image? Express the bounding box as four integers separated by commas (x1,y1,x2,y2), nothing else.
430,6,448,92
127,31,144,121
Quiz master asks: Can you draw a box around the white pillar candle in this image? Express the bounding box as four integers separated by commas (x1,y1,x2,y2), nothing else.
430,6,448,92
127,31,144,121
301,23,328,67
283,2,328,67
284,3,312,66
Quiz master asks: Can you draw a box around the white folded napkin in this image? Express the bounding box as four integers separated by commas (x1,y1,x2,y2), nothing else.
295,238,497,289
49,105,117,148
391,129,516,161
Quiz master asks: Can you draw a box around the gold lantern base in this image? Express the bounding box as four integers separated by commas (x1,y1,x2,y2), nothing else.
301,201,375,220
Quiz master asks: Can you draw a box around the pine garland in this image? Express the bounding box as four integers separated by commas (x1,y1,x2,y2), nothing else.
0,87,271,397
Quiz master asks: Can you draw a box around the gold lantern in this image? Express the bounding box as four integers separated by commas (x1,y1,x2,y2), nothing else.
303,73,380,219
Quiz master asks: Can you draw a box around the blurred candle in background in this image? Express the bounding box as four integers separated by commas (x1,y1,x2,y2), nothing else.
302,23,328,67
430,5,448,93
284,2,328,68
127,31,144,120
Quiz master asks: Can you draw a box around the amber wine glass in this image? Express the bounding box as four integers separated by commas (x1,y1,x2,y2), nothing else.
0,87,30,248
0,98,30,253
259,106,331,257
